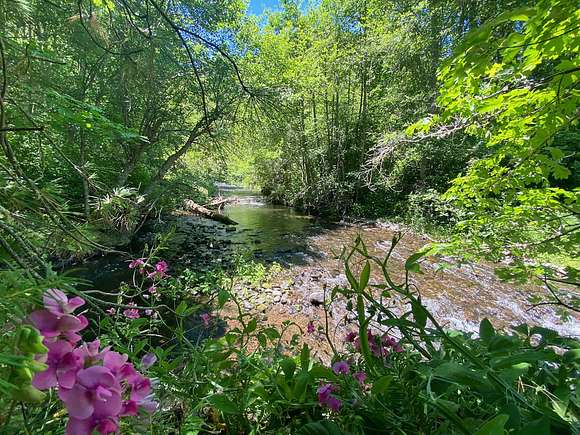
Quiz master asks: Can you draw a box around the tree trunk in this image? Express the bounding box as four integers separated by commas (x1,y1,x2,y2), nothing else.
183,199,238,225
142,109,220,196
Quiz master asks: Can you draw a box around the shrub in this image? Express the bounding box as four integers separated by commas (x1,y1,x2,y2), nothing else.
1,237,578,434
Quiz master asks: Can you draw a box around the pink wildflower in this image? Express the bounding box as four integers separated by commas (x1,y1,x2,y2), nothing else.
317,383,341,412
145,309,153,316
140,353,157,370
155,260,168,275
123,303,140,320
148,286,158,295
382,334,403,352
147,260,169,280
32,340,80,389
30,290,158,435
200,313,212,328
332,360,350,375
353,371,367,386
316,383,336,403
345,331,357,342
106,308,116,316
74,339,110,366
307,321,315,334
128,258,145,270
30,293,88,345
325,396,342,412
44,289,85,317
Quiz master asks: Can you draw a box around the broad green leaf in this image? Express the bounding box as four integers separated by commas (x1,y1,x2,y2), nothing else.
479,318,495,342
411,300,427,329
297,420,345,435
280,358,296,379
300,343,310,370
244,319,257,334
207,394,239,415
359,262,371,290
371,375,392,395
474,414,509,435
433,362,491,390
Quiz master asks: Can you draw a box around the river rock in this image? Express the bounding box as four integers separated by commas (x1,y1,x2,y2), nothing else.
273,295,281,303
271,290,282,298
310,291,325,306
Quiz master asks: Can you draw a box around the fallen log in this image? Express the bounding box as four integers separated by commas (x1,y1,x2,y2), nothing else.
205,196,237,212
183,199,238,225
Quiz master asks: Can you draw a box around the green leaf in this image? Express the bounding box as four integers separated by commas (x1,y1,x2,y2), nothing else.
515,416,550,435
345,262,359,291
262,327,281,341
433,362,491,390
474,414,509,435
563,349,580,364
309,365,335,381
488,335,519,352
176,302,188,316
293,371,310,403
297,420,345,435
218,289,230,308
411,300,427,329
300,343,310,370
207,394,239,415
498,362,531,383
479,318,495,342
257,333,267,348
405,247,434,273
244,319,257,334
359,262,371,290
491,350,556,369
371,375,392,395
280,358,296,379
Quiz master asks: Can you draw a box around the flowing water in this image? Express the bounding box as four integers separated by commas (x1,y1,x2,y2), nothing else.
70,186,579,338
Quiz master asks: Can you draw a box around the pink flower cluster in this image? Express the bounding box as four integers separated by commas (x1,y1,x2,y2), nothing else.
148,260,168,280
317,383,341,412
30,289,157,434
317,360,367,412
345,330,403,357
128,258,168,280
200,312,212,328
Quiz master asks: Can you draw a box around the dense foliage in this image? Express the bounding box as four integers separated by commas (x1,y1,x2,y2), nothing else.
2,239,579,433
413,0,579,279
229,0,534,218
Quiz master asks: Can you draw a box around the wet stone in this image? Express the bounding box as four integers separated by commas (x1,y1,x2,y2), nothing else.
310,291,325,306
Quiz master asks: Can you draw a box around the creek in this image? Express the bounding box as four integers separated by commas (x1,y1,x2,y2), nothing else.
68,186,579,341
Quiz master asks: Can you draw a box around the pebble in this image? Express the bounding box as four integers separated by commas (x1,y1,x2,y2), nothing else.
309,291,325,306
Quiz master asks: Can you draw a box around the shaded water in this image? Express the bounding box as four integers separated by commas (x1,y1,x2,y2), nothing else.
69,186,579,338
220,188,333,265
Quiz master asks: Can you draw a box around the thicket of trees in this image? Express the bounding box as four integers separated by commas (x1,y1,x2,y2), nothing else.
231,0,531,218
1,0,250,258
2,0,577,274
229,0,578,285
